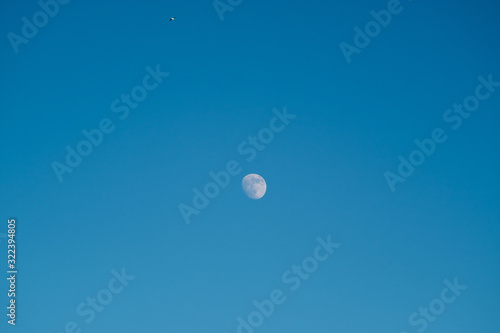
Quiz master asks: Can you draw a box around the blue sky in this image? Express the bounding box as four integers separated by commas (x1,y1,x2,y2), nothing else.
1,0,499,332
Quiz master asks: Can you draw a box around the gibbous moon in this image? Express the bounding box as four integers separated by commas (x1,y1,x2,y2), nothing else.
242,174,267,199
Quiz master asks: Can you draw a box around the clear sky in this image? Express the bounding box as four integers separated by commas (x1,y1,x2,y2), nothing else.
1,0,499,332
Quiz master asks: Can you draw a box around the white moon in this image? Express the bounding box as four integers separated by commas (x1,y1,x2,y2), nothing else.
242,174,267,199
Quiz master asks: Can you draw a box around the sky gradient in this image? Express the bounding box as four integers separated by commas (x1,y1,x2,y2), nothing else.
1,0,500,332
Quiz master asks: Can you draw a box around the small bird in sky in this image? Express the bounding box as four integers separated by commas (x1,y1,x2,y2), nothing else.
169,17,176,21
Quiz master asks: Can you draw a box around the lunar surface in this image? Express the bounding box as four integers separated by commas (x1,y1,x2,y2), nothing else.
242,174,267,199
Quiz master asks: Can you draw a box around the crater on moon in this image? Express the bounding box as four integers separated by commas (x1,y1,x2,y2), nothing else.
242,174,267,199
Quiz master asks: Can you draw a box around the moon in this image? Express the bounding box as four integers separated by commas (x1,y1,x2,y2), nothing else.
242,174,267,199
